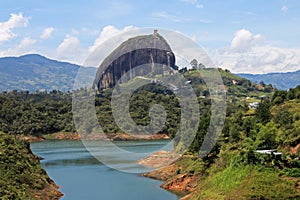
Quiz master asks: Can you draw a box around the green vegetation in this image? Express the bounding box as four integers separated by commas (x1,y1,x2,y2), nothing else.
0,90,75,136
0,132,62,199
190,165,299,199
0,68,271,137
181,85,300,199
0,54,96,92
1,68,299,199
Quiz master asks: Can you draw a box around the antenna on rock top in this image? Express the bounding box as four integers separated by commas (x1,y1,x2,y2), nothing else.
153,29,158,34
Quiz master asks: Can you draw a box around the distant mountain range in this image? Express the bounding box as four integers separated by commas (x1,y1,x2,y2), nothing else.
0,54,97,92
237,70,300,90
0,54,299,92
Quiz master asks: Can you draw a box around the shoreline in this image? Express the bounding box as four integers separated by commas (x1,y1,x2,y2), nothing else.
141,164,199,200
18,132,171,142
23,133,191,199
139,152,199,200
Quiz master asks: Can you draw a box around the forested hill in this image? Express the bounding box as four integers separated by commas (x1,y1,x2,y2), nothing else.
0,54,97,92
1,58,299,199
0,68,274,137
238,70,300,90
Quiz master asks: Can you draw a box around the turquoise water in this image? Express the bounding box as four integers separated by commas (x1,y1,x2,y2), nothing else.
30,140,178,200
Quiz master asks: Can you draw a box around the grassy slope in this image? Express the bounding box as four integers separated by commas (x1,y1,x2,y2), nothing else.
190,165,299,199
0,132,62,199
184,68,274,99
186,98,300,199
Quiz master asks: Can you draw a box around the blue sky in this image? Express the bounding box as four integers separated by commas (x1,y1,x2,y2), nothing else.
0,0,300,73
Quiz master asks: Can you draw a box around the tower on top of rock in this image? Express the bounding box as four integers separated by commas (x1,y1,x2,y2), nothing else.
153,29,158,35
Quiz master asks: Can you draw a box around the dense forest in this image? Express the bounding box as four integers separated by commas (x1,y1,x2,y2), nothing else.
0,69,273,137
0,132,62,199
0,87,181,137
0,69,298,156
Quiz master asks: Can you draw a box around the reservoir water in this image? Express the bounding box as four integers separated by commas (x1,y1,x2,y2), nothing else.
30,140,178,200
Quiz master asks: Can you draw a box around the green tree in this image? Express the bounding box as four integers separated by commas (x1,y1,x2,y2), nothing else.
229,124,240,143
273,108,293,127
255,122,278,150
242,117,254,137
255,100,271,125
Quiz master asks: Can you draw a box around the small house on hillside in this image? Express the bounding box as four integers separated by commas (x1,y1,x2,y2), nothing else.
249,102,259,109
255,149,282,159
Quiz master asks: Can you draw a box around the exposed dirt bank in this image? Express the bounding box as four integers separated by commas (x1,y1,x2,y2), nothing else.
19,132,170,142
140,152,199,200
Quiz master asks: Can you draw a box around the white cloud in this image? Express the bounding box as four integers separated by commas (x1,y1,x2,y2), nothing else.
281,5,288,12
56,35,82,63
0,13,29,43
230,29,264,52
235,46,300,73
214,46,300,74
18,37,36,49
40,27,55,39
211,29,300,74
180,0,204,8
88,25,138,53
0,37,36,57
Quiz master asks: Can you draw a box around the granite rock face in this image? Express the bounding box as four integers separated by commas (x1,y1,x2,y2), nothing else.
93,32,177,91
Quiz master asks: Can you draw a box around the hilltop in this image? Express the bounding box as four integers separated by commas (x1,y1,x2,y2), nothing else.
0,54,96,92
93,32,177,90
238,70,300,90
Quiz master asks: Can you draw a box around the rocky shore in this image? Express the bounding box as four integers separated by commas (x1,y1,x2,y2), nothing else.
139,152,199,200
19,132,170,142
32,179,63,200
142,165,199,200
